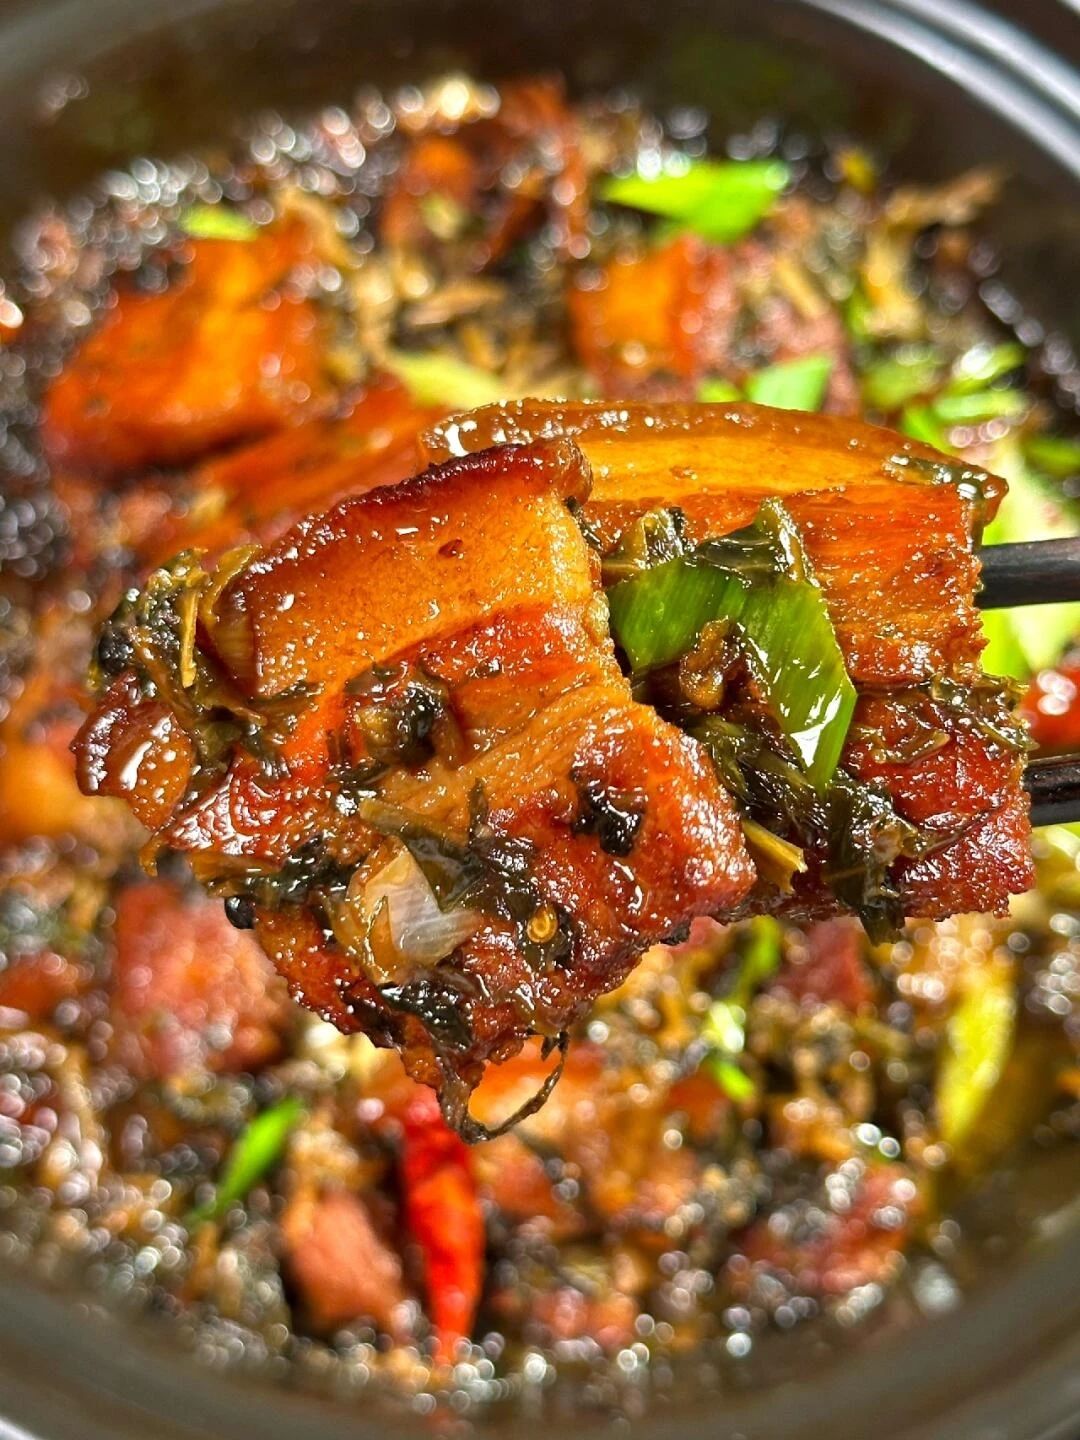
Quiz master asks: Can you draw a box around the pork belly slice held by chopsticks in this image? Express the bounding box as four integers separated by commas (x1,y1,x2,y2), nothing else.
74,436,753,1131
72,401,1032,1129
424,400,1033,930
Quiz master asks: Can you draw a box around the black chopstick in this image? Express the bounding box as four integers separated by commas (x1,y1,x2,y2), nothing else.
1025,754,1080,827
978,538,1080,822
979,537,1080,609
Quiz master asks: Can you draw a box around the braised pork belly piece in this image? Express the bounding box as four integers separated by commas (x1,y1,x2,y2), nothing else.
43,219,334,476
143,377,440,565
73,434,753,1131
424,400,1032,930
72,398,1031,1128
568,233,858,412
379,76,590,266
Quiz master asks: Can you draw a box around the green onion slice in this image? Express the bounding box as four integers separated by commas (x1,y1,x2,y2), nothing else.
599,158,790,244
382,350,509,409
179,204,259,241
945,341,1026,394
859,345,943,411
698,917,782,1102
607,500,856,790
744,353,833,412
936,961,1016,1149
931,388,1027,426
1022,433,1080,479
703,1055,756,1102
186,1095,305,1227
696,377,743,403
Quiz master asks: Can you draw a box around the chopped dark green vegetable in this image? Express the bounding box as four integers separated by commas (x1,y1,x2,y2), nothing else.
186,1096,305,1227
346,661,451,767
823,771,924,942
205,838,354,914
379,976,477,1053
693,713,926,938
97,548,313,783
599,158,790,243
223,895,257,929
693,715,823,837
571,772,647,857
926,675,1029,755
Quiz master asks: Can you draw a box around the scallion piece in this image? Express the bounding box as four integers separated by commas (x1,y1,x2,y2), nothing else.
186,1095,305,1227
733,915,783,1001
945,341,1026,395
900,403,952,452
704,1055,756,1102
697,377,743,403
702,998,746,1055
606,501,856,790
741,818,807,894
600,158,790,244
744,354,833,412
699,918,782,1102
931,388,1027,426
936,961,1016,1149
859,345,943,411
179,204,259,241
383,350,509,409
1022,433,1080,479
980,437,1080,680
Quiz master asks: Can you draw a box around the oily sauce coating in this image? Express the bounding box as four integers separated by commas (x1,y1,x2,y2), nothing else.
42,220,333,475
74,438,753,1125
